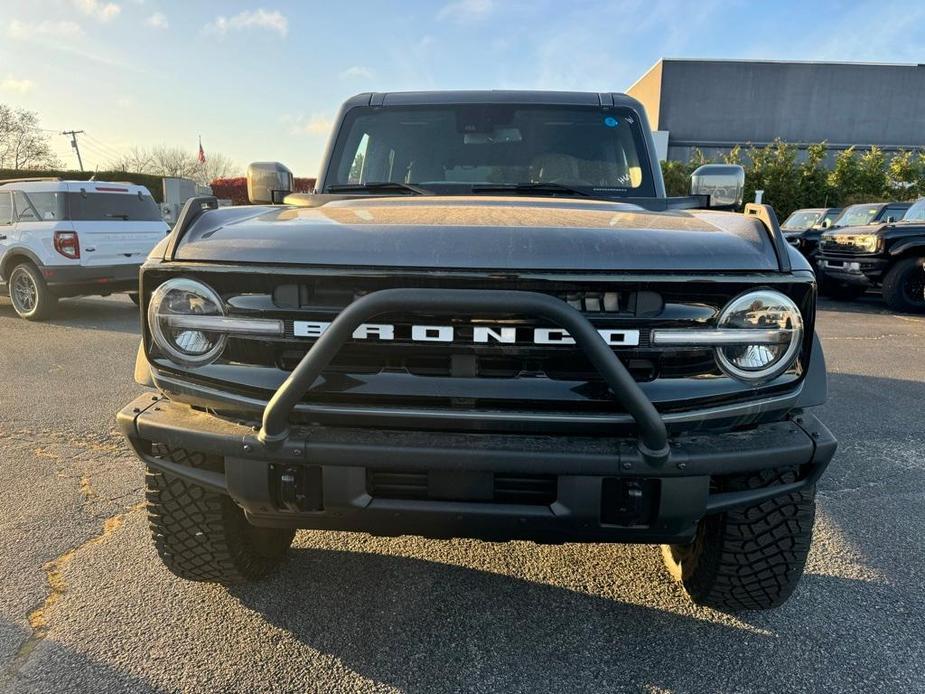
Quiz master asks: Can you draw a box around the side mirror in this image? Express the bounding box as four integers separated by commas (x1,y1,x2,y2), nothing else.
246,162,294,204
690,164,745,210
820,219,832,229
884,216,896,224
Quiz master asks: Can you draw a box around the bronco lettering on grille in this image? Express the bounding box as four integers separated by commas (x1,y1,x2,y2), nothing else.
293,321,640,346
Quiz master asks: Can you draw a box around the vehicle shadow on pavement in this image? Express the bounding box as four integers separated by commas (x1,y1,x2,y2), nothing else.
219,365,925,693
0,295,140,335
0,617,161,694
226,546,912,693
817,295,908,316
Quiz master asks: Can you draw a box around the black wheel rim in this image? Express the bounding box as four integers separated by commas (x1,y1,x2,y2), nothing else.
902,267,925,306
11,269,37,314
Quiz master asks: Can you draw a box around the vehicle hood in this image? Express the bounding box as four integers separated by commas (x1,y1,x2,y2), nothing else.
175,196,782,272
822,222,889,238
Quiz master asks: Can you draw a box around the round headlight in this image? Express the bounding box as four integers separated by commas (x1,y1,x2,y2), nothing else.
715,289,803,383
148,278,227,367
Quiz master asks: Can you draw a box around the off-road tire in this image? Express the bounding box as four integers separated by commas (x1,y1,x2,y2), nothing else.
881,257,925,313
662,466,815,612
145,446,295,583
8,262,58,321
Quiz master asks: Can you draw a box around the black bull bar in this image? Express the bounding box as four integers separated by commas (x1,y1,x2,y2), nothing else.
256,288,671,466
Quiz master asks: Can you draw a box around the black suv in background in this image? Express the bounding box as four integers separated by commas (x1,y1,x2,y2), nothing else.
817,201,912,300
781,207,842,259
818,198,925,312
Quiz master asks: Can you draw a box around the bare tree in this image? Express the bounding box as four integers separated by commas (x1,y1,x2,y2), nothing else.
196,151,236,185
108,144,238,185
109,145,156,174
0,104,62,170
151,145,199,178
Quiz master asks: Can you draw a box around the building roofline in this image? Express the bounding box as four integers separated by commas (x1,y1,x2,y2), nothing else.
657,57,922,68
625,59,664,94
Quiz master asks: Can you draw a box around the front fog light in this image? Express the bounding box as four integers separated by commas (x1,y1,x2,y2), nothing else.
148,278,227,366
716,290,803,383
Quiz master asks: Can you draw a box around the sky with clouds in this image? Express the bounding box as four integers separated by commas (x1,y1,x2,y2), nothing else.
1,0,923,177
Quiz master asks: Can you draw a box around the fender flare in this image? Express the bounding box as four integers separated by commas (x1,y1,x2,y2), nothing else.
889,239,925,258
0,246,44,281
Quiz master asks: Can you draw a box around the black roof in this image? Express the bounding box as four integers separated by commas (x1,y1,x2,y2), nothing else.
343,90,645,110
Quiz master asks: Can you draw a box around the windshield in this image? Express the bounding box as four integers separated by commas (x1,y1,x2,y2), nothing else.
902,199,925,222
782,210,822,229
325,104,655,198
66,192,162,221
832,204,881,228
820,209,841,226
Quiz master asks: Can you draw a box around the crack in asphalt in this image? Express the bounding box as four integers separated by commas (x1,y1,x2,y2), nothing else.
819,474,909,497
1,501,144,684
824,333,924,341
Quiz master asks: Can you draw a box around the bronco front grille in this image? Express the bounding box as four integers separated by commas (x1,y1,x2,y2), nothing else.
147,267,815,416
273,281,665,317
367,469,558,506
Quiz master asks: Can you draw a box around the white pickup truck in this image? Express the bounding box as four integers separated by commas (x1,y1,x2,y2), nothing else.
0,178,170,320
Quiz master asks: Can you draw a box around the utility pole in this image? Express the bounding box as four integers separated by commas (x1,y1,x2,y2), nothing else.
62,130,85,172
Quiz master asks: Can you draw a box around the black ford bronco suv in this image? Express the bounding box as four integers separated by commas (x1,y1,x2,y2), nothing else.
118,91,836,611
817,197,925,312
780,207,842,260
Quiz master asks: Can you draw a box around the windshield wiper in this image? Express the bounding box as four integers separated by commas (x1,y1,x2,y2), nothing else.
106,213,130,220
470,182,590,197
327,182,432,195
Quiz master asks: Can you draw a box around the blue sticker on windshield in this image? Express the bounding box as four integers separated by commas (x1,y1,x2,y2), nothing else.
603,116,618,127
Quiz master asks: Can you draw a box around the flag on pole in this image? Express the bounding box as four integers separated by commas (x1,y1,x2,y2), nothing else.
197,136,206,164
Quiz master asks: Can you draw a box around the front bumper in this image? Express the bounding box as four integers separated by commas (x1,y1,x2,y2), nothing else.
817,255,888,286
118,393,835,544
42,263,140,297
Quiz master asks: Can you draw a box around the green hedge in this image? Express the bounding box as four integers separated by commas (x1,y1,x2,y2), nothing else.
0,169,166,202
661,141,925,221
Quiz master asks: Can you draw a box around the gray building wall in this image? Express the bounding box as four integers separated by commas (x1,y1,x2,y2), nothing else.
627,59,925,162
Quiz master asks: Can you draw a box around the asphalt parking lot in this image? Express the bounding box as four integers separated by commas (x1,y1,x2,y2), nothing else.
0,293,922,694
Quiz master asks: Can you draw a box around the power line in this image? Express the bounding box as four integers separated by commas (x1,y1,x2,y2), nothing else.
80,139,122,166
77,143,116,170
83,132,125,161
62,130,85,172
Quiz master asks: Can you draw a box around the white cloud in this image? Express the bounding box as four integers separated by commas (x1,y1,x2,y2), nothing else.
145,12,168,29
6,18,147,73
1,77,34,93
205,9,288,37
74,0,122,22
282,113,333,136
300,116,332,135
437,0,493,23
8,20,83,39
340,65,373,80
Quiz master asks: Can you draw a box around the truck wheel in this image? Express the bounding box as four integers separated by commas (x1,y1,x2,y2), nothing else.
881,257,925,313
145,446,295,583
8,262,58,321
661,466,815,611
